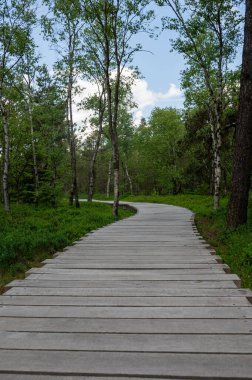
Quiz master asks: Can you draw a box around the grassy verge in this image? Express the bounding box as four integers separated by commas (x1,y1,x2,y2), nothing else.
0,201,133,292
121,194,252,289
79,193,114,201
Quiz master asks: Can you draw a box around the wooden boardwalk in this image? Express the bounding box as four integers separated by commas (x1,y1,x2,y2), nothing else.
0,202,252,379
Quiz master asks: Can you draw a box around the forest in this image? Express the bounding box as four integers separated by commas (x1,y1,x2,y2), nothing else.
0,0,252,289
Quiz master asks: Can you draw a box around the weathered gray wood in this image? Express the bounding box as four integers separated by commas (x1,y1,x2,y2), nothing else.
6,279,239,288
26,273,239,281
1,317,252,334
42,261,226,269
0,331,252,353
49,255,221,261
1,295,250,306
5,286,251,297
0,350,252,378
27,267,227,274
0,201,251,379
0,376,186,380
1,305,252,318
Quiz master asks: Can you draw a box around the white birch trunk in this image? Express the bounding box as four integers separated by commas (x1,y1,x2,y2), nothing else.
210,120,222,210
88,95,104,202
113,165,119,216
214,124,222,209
106,158,112,198
67,72,79,208
124,162,133,195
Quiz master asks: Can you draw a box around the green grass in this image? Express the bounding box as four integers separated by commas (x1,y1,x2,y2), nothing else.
122,194,252,289
79,193,114,201
0,201,134,292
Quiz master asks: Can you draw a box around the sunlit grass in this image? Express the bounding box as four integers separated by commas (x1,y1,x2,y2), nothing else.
0,201,133,292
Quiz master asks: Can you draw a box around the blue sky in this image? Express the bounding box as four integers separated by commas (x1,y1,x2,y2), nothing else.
34,1,243,125
130,3,186,122
34,2,185,124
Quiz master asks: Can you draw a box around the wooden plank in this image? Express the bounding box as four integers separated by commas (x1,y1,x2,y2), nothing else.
42,261,226,269
0,350,252,378
0,305,252,318
1,317,252,334
6,279,239,288
0,376,186,380
25,273,240,281
49,256,220,261
1,295,250,306
0,332,252,353
5,286,251,297
27,268,227,275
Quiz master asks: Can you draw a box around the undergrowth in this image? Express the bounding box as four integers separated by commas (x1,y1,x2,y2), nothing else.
0,201,133,292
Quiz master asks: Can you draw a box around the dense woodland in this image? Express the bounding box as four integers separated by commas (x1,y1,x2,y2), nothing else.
0,0,251,228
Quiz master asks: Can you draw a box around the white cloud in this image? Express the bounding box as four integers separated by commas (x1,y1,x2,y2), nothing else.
134,110,144,125
72,73,183,130
72,79,99,132
132,79,183,111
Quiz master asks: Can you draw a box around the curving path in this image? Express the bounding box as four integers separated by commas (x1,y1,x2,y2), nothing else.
0,202,252,379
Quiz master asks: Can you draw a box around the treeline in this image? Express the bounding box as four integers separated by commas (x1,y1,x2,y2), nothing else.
0,0,251,229
0,0,154,217
80,106,235,197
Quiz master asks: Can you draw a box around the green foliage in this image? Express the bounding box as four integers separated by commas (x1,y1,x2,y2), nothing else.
127,107,185,194
7,65,68,205
122,194,252,289
0,202,133,291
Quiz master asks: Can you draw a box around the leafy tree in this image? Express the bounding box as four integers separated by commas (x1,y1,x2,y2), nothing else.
128,107,185,194
84,0,154,217
0,0,36,211
157,0,242,208
42,0,85,207
7,65,68,205
83,88,106,202
19,45,41,203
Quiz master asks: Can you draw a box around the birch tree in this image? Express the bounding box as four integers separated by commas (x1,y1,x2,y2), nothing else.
157,0,242,209
83,0,153,217
84,88,106,202
0,0,36,212
20,47,40,204
42,0,84,207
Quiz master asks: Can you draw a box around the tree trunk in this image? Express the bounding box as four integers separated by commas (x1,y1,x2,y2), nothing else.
123,161,133,195
227,0,252,228
2,107,10,212
70,141,80,208
104,63,120,218
103,0,120,218
87,150,96,203
110,137,120,218
106,158,112,198
88,93,105,202
210,110,222,210
213,124,222,210
121,161,126,195
67,71,79,208
28,100,39,204
88,109,104,202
